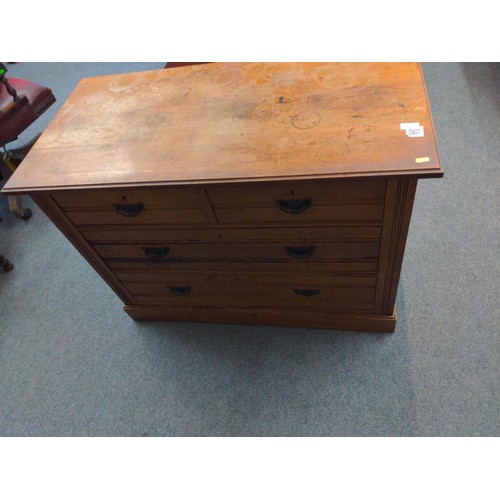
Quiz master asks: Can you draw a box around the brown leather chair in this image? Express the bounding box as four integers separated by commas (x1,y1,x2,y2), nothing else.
164,62,209,69
0,62,56,219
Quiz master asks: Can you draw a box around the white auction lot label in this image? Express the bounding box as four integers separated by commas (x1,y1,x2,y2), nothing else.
400,122,424,137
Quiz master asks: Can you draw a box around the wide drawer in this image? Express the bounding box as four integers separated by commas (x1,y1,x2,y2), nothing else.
116,271,378,288
82,225,382,243
206,179,386,223
107,259,379,273
51,187,209,226
93,241,380,261
129,283,375,312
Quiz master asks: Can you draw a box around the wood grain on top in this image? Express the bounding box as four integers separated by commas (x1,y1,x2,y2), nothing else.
2,63,443,193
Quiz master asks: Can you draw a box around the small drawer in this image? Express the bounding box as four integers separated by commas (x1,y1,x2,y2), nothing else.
51,186,209,226
51,187,204,209
206,179,386,224
129,283,375,313
93,240,380,261
63,207,209,226
207,179,387,205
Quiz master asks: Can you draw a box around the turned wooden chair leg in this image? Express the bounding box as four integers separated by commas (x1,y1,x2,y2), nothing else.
8,195,30,219
0,254,14,272
0,155,33,220
0,215,14,271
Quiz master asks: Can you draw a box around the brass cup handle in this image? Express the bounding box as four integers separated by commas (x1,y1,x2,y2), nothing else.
143,247,170,259
276,197,312,215
284,245,316,259
112,202,144,218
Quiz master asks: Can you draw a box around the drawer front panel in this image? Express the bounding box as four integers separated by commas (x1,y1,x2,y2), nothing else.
51,187,204,209
129,283,375,301
130,284,375,312
52,186,209,226
207,179,386,223
213,203,385,224
64,207,209,226
82,225,382,243
93,241,380,261
206,179,387,205
107,259,379,273
116,271,378,288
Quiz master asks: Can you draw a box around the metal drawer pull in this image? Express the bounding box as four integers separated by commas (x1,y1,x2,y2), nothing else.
112,202,144,217
284,245,316,259
276,197,312,215
168,286,192,296
293,288,321,297
143,246,170,259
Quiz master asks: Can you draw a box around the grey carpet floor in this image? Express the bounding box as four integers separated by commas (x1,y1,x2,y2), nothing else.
0,62,498,436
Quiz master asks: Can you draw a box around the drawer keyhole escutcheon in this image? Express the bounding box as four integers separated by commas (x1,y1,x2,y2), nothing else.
275,197,312,215
143,247,170,259
112,202,144,218
284,245,316,259
168,286,192,296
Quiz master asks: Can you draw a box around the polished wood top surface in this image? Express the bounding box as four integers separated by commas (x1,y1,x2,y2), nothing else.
3,62,443,194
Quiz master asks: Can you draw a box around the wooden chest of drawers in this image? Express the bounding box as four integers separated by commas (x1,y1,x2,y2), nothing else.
2,63,443,332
